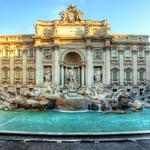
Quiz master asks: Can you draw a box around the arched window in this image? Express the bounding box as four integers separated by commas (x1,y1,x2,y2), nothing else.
27,68,34,79
2,67,9,79
14,67,22,81
111,68,119,81
138,68,145,81
125,68,132,81
1,67,10,83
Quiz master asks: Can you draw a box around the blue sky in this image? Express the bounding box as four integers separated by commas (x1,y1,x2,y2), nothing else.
0,0,150,35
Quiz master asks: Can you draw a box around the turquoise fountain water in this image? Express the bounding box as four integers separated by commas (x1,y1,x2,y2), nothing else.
0,109,149,133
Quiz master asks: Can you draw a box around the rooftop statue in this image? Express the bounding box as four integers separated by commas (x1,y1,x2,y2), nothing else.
59,5,84,23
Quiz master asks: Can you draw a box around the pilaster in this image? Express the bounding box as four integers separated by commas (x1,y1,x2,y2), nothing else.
145,47,150,81
52,45,60,85
132,46,138,85
119,48,124,85
61,65,64,86
22,49,27,84
10,50,14,85
104,46,111,85
82,65,85,86
86,45,93,87
0,50,2,83
35,47,43,85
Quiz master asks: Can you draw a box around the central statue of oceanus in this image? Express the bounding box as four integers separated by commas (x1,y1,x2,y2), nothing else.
59,5,84,23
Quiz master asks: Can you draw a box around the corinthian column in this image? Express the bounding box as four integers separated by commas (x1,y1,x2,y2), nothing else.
10,49,14,85
0,50,2,83
145,47,150,81
119,48,124,85
82,65,85,86
22,49,27,84
105,46,111,85
61,65,64,86
132,46,138,85
35,47,43,85
86,45,93,87
52,45,60,85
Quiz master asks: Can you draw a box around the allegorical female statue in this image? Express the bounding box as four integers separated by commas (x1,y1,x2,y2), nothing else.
94,68,102,83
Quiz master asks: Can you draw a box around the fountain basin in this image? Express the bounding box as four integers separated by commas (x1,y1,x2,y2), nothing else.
0,109,149,133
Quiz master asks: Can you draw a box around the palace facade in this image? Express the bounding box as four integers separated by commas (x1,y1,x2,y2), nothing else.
0,5,150,94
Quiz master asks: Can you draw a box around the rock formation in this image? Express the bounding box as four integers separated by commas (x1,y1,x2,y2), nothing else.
0,84,144,113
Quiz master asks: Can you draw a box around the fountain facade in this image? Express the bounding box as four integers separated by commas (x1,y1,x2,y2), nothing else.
0,5,150,114
0,5,149,96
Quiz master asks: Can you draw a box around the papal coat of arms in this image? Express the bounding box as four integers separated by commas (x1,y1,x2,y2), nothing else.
59,5,84,23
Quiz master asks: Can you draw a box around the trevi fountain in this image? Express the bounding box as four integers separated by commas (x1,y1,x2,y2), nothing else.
0,5,149,134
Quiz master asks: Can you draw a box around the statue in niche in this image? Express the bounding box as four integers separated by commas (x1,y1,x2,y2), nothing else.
66,69,78,90
94,68,102,83
44,67,51,83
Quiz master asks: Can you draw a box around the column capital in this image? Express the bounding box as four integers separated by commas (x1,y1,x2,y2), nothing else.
103,46,111,50
131,47,138,53
9,49,15,54
35,46,42,51
52,44,59,51
86,45,93,50
145,49,150,54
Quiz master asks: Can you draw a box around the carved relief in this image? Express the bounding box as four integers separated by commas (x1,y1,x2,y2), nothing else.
44,49,52,59
94,49,102,60
59,5,84,23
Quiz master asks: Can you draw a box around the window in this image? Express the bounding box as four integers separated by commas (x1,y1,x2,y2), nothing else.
112,71,118,81
138,48,144,59
27,69,34,79
125,37,129,41
125,50,130,58
139,37,142,42
94,49,102,60
126,71,131,80
111,50,117,58
15,70,21,78
15,49,22,58
3,70,9,78
28,49,34,58
139,72,144,80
